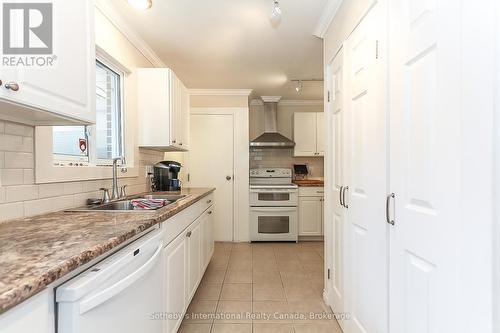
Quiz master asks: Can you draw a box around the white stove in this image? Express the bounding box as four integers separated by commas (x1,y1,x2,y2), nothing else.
249,168,298,242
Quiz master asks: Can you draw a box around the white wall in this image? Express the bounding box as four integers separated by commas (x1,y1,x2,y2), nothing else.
0,7,165,222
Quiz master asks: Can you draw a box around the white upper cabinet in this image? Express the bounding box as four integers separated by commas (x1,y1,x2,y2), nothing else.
0,0,95,126
293,112,324,157
137,68,190,151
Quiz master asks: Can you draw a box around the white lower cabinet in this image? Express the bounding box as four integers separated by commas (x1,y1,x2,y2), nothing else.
163,232,188,333
163,199,214,333
0,290,55,333
298,187,324,236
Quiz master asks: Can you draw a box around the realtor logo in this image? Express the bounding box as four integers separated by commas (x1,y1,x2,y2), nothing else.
3,3,53,54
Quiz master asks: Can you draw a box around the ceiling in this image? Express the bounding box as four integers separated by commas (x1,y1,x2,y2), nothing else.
107,0,326,100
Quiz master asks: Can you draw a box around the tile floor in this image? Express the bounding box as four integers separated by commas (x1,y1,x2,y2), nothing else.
179,242,343,333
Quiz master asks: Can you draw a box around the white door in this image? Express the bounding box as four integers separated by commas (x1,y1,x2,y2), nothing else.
189,113,234,241
388,1,462,332
344,3,388,333
164,233,187,333
14,0,95,123
328,47,347,316
294,112,317,156
298,197,322,236
316,112,325,156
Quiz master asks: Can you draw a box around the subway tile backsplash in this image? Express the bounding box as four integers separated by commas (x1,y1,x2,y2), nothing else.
249,148,324,178
0,120,164,222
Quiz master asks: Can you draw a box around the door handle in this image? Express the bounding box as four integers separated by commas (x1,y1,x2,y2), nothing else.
386,193,395,225
226,176,232,181
339,186,344,207
343,186,349,209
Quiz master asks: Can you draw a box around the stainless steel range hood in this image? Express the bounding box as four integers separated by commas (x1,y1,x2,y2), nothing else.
250,96,295,149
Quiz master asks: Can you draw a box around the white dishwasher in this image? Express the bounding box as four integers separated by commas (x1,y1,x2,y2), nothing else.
56,227,164,333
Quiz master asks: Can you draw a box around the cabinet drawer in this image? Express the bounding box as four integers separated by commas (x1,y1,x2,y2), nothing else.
162,193,214,245
298,187,325,197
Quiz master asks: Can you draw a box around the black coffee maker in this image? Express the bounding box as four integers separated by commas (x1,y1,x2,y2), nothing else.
153,161,182,191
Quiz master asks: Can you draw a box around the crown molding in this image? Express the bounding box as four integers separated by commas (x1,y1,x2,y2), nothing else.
189,89,253,96
261,96,282,103
95,0,166,68
250,99,324,107
313,0,343,38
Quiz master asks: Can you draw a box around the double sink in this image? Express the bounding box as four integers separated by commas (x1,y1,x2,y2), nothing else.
69,194,188,212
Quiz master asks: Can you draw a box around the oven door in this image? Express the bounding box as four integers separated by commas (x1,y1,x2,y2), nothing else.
249,188,298,207
250,207,298,242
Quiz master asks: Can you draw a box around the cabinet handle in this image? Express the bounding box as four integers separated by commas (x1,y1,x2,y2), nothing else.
316,191,324,194
386,193,395,225
0,79,3,86
339,186,344,207
5,82,19,91
343,186,349,209
186,231,192,238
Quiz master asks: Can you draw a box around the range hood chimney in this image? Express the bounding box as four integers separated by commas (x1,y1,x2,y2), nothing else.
250,96,295,149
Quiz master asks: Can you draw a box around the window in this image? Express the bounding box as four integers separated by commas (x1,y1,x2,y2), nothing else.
53,60,124,165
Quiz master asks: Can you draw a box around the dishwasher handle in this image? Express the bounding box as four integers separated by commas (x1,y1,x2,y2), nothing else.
79,243,163,314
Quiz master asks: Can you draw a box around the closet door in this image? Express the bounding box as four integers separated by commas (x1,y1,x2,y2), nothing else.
344,3,388,333
328,48,346,317
388,1,463,332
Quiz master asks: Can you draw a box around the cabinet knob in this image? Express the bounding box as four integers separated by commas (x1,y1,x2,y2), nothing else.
172,139,177,144
0,79,2,86
207,199,212,204
226,176,232,181
5,82,19,91
186,231,192,238
179,142,183,146
208,211,213,215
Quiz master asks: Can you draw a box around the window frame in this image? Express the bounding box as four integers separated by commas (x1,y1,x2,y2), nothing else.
34,46,138,184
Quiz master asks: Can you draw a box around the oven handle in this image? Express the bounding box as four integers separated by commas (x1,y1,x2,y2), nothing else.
250,207,297,213
250,189,297,193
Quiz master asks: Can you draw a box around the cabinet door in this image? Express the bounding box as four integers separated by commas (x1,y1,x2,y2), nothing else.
294,112,317,156
5,0,95,124
316,112,325,156
170,72,182,148
298,197,322,236
164,234,187,333
187,220,202,300
344,4,388,333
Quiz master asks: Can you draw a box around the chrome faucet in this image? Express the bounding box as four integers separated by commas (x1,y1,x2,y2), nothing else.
111,157,124,200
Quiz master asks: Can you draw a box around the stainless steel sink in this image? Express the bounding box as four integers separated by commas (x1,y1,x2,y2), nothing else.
66,194,188,212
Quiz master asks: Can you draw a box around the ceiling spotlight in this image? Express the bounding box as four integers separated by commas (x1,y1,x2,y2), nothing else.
270,0,282,25
295,81,303,94
127,0,152,10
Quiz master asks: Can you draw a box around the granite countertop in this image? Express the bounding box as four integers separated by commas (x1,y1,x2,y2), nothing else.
293,179,325,187
0,187,214,314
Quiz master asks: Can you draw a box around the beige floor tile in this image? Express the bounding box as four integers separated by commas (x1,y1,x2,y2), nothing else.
208,258,229,271
300,260,324,273
293,322,342,333
215,242,233,252
201,269,226,284
280,271,308,285
184,300,218,323
212,323,252,333
275,251,298,261
277,260,304,272
253,270,282,284
230,251,252,261
253,260,279,272
288,299,332,320
215,301,252,323
193,283,222,301
252,301,292,323
253,323,294,333
283,283,318,300
297,251,323,261
232,243,252,252
220,283,252,301
228,259,252,271
225,270,252,283
178,323,212,333
252,251,275,261
253,283,286,301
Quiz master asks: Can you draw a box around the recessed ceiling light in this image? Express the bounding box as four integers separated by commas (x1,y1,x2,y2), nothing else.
270,0,282,25
127,0,152,10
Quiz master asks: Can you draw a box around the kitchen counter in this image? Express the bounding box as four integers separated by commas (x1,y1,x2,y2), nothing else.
293,179,324,187
0,187,214,314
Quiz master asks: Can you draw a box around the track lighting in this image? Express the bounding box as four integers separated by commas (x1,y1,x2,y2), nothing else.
127,0,152,10
295,81,303,94
291,79,324,95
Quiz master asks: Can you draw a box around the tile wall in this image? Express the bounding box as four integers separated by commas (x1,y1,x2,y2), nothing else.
0,120,164,222
249,149,324,178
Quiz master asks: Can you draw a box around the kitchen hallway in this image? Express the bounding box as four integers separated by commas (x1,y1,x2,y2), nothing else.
179,242,342,333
